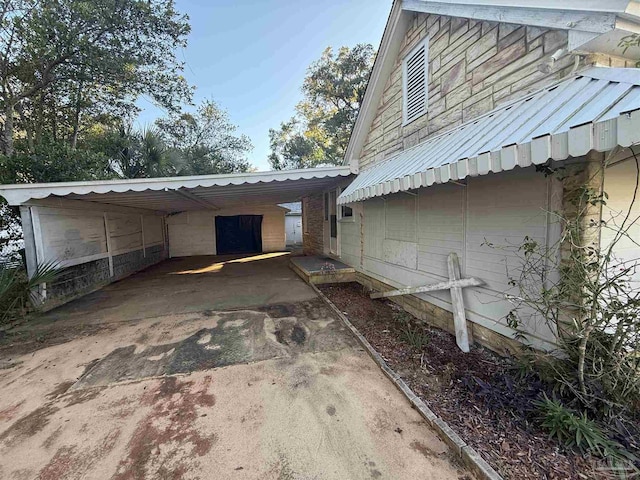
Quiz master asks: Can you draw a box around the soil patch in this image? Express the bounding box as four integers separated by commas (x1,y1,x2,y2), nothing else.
319,282,609,480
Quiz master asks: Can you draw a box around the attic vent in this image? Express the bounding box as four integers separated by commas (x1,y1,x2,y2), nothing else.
402,38,429,124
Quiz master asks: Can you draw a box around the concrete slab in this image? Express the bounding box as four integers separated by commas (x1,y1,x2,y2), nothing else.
39,252,318,328
0,253,473,480
290,255,355,274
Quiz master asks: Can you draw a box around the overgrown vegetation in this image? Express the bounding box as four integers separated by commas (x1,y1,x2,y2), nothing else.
488,151,640,471
534,395,634,462
0,260,62,324
401,324,430,350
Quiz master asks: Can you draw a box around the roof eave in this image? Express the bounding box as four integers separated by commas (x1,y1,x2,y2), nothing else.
343,1,411,173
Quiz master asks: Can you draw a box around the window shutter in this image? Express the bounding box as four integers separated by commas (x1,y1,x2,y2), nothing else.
403,39,428,124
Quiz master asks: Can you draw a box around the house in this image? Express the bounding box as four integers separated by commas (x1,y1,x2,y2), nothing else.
1,0,640,355
300,0,640,353
0,168,351,308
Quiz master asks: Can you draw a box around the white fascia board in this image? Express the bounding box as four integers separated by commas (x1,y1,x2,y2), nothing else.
413,0,634,14
402,0,618,33
0,166,352,206
344,1,410,172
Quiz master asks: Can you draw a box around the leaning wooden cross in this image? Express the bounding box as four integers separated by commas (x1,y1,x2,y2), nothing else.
370,253,483,353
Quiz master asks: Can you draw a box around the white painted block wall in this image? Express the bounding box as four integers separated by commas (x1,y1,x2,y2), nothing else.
166,206,286,257
340,167,560,349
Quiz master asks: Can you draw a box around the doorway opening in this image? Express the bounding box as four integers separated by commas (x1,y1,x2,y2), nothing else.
215,215,263,255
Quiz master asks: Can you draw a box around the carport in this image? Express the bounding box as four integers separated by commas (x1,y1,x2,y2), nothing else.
0,167,351,307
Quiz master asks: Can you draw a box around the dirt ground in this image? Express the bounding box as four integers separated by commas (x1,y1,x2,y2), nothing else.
0,254,473,479
319,282,617,480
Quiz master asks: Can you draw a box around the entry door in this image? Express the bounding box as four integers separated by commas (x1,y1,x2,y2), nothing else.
329,190,338,254
215,215,263,255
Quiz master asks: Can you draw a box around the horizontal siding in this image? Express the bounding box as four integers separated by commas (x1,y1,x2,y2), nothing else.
108,213,143,253
465,169,549,293
385,194,417,242
340,206,361,267
602,157,640,284
364,198,385,259
39,209,107,261
417,182,464,278
143,215,163,245
340,166,558,345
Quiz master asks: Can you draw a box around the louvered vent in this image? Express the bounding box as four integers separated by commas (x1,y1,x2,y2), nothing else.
403,39,428,124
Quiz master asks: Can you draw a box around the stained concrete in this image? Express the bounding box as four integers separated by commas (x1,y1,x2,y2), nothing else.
74,300,359,389
0,253,473,480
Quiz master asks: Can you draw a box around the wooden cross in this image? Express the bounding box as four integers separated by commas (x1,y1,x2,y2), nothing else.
370,253,482,353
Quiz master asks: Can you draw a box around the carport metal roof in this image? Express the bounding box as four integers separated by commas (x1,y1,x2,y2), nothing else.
338,68,640,205
0,166,352,212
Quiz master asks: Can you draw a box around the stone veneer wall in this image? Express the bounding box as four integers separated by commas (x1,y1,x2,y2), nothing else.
359,13,637,170
302,193,324,256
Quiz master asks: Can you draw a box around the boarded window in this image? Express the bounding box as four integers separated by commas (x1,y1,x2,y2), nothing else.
402,38,428,124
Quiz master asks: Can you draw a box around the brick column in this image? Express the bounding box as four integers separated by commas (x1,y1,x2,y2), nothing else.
302,193,324,255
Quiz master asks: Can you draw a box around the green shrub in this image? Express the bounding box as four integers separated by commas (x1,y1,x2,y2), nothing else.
0,260,62,324
401,325,430,350
534,394,637,466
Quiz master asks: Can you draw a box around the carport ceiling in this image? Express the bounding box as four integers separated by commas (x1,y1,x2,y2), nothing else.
0,167,352,212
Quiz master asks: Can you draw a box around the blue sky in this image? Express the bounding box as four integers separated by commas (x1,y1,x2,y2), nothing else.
136,0,391,171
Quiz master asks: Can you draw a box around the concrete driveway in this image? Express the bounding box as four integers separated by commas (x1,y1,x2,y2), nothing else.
0,253,471,480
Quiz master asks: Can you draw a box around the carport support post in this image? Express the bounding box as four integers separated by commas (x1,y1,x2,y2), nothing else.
104,213,114,277
140,214,146,258
19,206,38,279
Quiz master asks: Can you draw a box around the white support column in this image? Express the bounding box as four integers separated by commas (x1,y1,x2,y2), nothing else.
140,215,146,258
19,206,37,279
30,206,47,301
104,213,114,277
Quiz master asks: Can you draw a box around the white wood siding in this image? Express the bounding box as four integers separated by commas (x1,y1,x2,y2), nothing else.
107,213,143,254
340,166,558,348
417,182,464,278
339,203,362,267
38,208,107,261
143,215,164,246
29,199,165,269
363,198,385,259
602,157,640,285
166,206,286,257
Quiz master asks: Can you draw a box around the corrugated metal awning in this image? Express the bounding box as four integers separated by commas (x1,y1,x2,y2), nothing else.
0,167,351,212
338,67,640,205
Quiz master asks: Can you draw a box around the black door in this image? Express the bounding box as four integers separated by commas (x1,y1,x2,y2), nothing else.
215,215,263,255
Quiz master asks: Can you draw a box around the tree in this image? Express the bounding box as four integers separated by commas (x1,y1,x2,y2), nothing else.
0,0,192,156
108,126,175,179
269,44,374,170
156,99,252,175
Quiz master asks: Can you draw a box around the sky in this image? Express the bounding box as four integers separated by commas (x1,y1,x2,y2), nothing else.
135,0,391,171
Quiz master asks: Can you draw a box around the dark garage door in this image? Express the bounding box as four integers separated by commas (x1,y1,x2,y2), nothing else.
215,215,263,255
